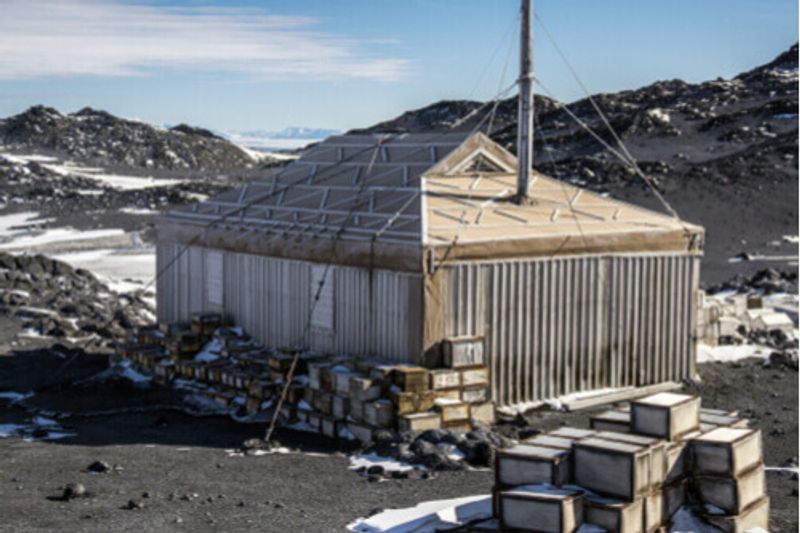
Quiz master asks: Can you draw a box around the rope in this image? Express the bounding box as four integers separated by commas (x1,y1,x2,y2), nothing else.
532,13,686,224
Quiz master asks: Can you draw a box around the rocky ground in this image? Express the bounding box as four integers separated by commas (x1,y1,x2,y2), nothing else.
0,345,796,532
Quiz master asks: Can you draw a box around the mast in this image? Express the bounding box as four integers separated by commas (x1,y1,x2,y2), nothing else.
515,0,534,203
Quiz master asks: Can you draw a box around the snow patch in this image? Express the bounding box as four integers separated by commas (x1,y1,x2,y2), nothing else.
347,495,491,533
697,343,769,363
349,453,422,473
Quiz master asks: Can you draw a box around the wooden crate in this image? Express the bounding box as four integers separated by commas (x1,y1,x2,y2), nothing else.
590,410,630,433
594,431,667,489
349,376,381,402
469,402,495,426
364,399,394,429
442,419,472,431
661,478,686,524
664,442,688,483
434,399,470,423
703,496,769,533
700,412,748,429
350,399,364,422
368,364,396,381
321,416,337,439
460,367,489,387
461,385,489,404
695,464,766,515
398,412,441,432
332,395,350,421
347,421,375,445
573,438,651,501
308,362,331,391
434,388,461,402
523,435,575,451
631,393,700,441
549,427,596,441
496,445,571,487
642,489,663,533
306,412,322,431
442,336,485,369
313,391,333,415
583,495,643,533
392,366,429,393
497,486,583,533
268,353,295,372
429,369,461,390
330,370,356,397
692,427,762,477
392,390,436,416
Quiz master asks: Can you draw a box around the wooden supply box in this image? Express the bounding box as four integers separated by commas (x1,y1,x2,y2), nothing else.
429,369,461,390
583,495,643,533
695,464,766,515
398,412,441,432
496,486,583,533
703,496,769,533
442,336,485,368
573,438,651,501
590,409,630,433
631,392,700,441
692,427,762,477
594,431,667,489
495,444,572,487
392,366,429,393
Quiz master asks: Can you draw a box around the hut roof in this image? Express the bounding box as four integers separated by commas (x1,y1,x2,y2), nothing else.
160,131,703,270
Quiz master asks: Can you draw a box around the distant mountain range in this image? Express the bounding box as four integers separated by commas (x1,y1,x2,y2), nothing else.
221,127,341,151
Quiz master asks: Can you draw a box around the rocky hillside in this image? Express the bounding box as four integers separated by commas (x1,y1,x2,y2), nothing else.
356,44,798,192
0,106,259,171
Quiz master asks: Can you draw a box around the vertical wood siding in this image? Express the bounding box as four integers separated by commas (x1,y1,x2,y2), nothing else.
156,242,422,361
441,254,699,406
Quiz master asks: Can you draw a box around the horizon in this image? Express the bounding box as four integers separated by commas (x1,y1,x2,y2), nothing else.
0,0,797,133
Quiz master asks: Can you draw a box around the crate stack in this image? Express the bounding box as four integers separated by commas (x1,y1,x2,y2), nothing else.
120,320,497,442
488,392,768,533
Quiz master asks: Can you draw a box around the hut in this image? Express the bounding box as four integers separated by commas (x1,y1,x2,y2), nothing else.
156,130,704,406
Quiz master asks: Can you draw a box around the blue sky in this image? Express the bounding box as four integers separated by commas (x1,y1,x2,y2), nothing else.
0,0,796,132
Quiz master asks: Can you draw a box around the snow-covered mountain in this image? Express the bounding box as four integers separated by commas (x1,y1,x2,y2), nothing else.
222,126,340,151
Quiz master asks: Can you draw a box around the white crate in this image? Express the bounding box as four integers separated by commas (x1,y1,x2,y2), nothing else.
642,490,663,533
695,464,766,515
631,393,700,441
665,442,688,483
496,445,572,487
523,435,575,451
497,486,583,533
584,496,643,533
661,478,687,524
594,431,667,489
692,427,762,477
704,496,769,533
549,427,596,440
573,438,651,501
590,410,630,433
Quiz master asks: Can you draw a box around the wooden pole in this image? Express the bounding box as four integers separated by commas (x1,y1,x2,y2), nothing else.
516,0,534,203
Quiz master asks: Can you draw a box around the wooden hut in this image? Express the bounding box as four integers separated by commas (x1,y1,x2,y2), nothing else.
156,130,704,406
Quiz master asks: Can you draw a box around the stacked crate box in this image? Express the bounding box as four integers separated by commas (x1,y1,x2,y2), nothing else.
489,392,768,533
120,320,496,442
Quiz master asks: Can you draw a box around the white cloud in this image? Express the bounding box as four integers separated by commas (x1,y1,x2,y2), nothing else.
0,0,411,82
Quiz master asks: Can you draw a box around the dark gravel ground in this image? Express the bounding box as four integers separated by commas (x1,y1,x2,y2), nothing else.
0,346,796,533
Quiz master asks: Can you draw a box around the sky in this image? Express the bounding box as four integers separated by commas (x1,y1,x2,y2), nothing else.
0,0,797,133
